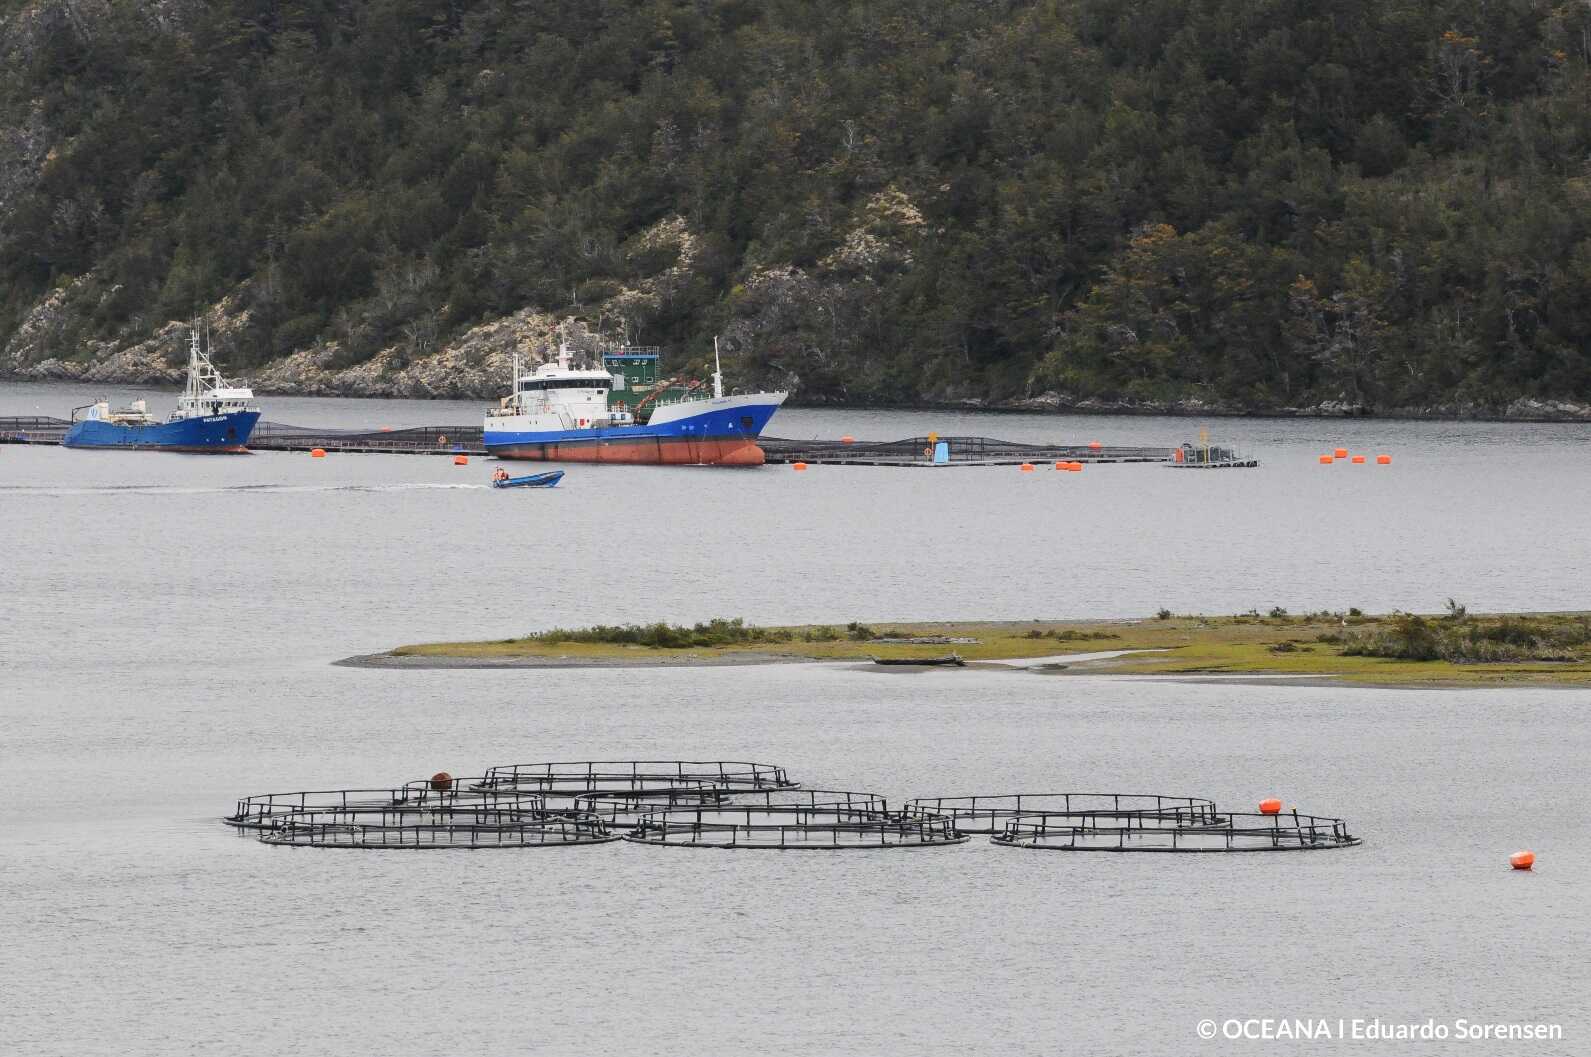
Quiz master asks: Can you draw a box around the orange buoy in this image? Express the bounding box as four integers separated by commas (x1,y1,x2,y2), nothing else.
1019,463,1036,472
430,772,453,791
1351,455,1366,464
1054,461,1066,471
1088,440,1103,450
310,448,326,458
453,454,469,465
840,435,855,444
792,462,807,471
1510,850,1535,871
1376,454,1392,465
1334,447,1348,459
1259,798,1283,815
1069,462,1083,471
1318,454,1333,464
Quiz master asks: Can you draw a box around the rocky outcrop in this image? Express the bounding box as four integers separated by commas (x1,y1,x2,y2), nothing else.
249,308,594,399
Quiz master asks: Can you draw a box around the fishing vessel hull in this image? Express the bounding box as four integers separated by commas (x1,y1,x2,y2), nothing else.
485,394,784,466
62,410,260,452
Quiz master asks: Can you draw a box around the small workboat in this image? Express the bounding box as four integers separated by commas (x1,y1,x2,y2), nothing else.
491,468,565,489
870,653,965,667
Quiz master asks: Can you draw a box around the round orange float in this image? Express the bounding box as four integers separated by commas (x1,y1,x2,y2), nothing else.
792,462,807,471
310,448,326,458
1259,798,1283,815
1351,455,1366,464
453,454,469,465
1377,454,1392,465
1510,850,1535,871
1318,454,1333,464
430,772,453,791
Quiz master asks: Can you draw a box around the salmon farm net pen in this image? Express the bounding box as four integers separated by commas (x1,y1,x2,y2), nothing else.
903,793,1224,835
224,782,546,829
573,787,890,828
224,762,1361,853
256,806,620,849
990,810,1361,852
623,804,968,849
473,759,796,798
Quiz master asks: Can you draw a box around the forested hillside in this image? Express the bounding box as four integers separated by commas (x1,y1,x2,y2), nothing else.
4,0,1591,415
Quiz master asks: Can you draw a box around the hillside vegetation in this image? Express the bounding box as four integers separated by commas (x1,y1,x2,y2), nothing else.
3,0,1591,412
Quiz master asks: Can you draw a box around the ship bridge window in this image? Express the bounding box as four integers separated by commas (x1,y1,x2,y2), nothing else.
519,380,610,392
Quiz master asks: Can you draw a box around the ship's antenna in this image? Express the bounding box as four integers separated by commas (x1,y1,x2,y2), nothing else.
712,336,724,399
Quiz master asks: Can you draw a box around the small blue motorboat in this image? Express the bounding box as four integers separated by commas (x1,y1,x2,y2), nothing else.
491,468,564,489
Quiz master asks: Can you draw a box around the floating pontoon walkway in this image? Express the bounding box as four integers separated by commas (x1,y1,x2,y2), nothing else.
0,417,1255,466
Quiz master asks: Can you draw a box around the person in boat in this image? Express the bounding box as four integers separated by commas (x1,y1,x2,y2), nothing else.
492,468,509,482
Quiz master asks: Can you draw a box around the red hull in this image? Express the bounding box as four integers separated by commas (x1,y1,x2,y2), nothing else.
493,438,766,466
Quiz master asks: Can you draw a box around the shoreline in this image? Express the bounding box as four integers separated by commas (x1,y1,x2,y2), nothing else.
334,650,814,671
334,650,1590,690
5,372,1590,423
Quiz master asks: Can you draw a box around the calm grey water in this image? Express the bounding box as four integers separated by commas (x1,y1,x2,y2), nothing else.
3,380,1588,1056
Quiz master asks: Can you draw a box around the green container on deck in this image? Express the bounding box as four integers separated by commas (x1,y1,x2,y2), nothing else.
604,346,699,424
604,347,659,420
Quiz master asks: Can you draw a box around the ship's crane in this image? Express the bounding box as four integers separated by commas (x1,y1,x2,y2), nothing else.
630,376,705,416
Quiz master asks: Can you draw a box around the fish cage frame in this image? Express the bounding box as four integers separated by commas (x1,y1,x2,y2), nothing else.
255,806,621,849
905,793,1222,835
225,781,545,829
624,802,967,850
476,760,797,799
991,809,1360,852
574,787,890,828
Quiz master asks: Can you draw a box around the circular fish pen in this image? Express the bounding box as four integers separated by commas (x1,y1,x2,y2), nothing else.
992,809,1360,852
625,801,967,850
255,806,620,849
225,781,545,830
576,787,890,829
905,793,1222,835
476,760,796,802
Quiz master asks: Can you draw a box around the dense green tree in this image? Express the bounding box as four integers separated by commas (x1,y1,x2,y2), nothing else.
2,0,1589,410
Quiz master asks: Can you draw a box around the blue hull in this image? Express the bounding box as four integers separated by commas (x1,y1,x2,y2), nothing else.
63,411,260,452
484,398,782,465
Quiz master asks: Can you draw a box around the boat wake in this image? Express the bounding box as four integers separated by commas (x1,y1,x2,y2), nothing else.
0,482,493,496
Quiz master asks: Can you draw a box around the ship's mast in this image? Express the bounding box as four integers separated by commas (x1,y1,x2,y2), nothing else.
184,326,204,403
712,336,724,399
556,334,573,371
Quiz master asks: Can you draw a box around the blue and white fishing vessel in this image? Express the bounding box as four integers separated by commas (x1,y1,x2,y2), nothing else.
64,329,260,452
483,335,786,465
